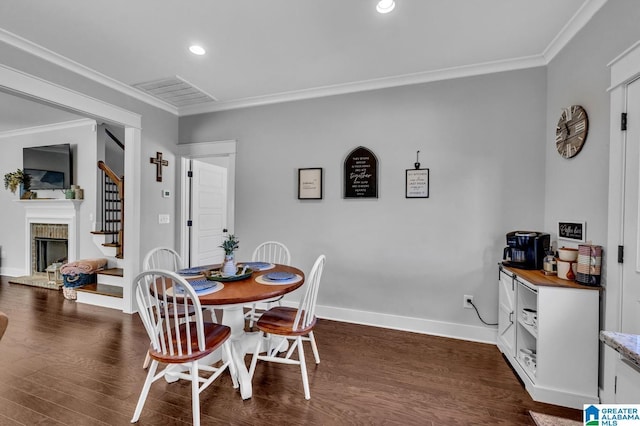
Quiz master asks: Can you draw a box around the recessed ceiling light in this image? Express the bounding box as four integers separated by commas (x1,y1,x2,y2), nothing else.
376,0,395,14
189,45,206,56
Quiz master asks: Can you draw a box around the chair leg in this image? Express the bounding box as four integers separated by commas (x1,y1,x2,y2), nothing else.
131,360,158,423
191,361,201,426
142,350,151,369
308,331,320,364
248,303,257,328
224,341,239,389
297,336,311,400
248,332,264,379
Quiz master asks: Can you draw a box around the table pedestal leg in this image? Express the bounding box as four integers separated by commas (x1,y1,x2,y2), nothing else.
221,305,253,400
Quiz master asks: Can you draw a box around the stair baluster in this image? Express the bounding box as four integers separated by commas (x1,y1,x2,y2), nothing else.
94,161,124,258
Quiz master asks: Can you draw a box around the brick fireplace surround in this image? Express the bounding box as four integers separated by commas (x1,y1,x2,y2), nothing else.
30,223,68,275
21,200,80,277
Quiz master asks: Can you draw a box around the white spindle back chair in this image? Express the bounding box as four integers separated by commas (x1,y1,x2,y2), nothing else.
141,247,187,368
143,247,183,271
0,311,8,342
249,254,326,400
245,241,291,327
131,270,237,426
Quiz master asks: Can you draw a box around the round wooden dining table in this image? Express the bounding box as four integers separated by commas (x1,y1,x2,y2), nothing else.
190,263,305,400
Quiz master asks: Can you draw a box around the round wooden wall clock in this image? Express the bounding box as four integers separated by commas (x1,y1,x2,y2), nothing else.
556,105,589,159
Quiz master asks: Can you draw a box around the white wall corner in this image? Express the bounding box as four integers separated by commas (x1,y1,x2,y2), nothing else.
543,0,609,63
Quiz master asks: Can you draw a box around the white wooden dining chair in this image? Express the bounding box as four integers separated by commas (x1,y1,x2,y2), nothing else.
143,247,183,271
141,247,197,369
245,241,291,328
131,270,238,426
0,311,8,342
249,254,325,400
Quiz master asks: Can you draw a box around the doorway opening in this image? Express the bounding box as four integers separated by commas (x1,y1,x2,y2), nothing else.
178,140,236,268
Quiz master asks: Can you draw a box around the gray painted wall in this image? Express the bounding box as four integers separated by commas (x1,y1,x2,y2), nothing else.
180,67,547,329
0,1,637,357
0,122,102,274
545,0,640,254
545,0,640,401
0,41,179,264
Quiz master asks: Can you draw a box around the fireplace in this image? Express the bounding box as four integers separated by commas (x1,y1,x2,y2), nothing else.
22,200,80,276
34,237,68,273
30,223,69,275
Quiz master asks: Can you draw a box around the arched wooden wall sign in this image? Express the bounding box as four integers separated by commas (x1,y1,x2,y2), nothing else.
344,146,378,198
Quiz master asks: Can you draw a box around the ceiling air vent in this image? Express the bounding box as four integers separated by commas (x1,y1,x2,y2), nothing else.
133,76,216,107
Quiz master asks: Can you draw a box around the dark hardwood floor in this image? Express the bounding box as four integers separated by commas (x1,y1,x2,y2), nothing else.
0,276,581,425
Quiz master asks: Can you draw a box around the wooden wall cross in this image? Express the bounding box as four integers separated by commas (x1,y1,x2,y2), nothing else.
150,151,168,182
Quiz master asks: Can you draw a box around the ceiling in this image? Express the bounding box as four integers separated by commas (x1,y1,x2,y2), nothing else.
0,0,604,130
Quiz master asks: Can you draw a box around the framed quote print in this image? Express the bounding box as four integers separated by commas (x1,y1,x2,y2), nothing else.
558,221,585,242
344,146,378,198
298,168,323,200
406,169,429,198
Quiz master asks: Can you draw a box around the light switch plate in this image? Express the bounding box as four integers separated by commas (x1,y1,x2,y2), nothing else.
162,189,171,198
158,214,170,224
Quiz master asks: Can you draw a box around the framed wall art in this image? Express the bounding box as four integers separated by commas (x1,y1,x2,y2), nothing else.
344,146,378,198
558,221,585,242
298,168,323,200
406,168,429,198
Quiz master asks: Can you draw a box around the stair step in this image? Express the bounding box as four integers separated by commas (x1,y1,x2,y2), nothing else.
76,284,123,310
99,268,123,277
102,243,121,248
91,230,119,235
97,268,124,287
76,283,123,298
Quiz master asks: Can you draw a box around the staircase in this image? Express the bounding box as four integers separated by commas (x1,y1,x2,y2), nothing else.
92,161,124,258
77,159,126,310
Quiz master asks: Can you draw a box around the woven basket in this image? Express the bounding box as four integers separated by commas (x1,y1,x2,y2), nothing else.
63,286,77,300
62,272,96,288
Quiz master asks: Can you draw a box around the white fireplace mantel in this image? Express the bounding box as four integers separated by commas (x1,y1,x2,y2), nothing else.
18,199,82,275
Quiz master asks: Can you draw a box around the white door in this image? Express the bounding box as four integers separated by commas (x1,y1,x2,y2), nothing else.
189,159,228,267
622,77,640,333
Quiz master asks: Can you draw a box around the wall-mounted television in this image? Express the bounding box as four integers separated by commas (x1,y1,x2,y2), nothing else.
23,143,73,190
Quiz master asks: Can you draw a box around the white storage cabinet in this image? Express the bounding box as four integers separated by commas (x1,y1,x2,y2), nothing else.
497,265,600,409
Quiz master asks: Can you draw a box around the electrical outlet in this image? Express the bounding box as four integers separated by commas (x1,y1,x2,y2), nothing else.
463,295,474,309
158,214,170,224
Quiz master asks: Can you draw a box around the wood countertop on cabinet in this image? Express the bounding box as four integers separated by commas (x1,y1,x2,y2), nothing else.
500,263,602,291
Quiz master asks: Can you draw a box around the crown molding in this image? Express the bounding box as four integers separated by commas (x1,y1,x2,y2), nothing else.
543,0,608,63
1,1,605,117
0,63,141,128
0,28,178,115
179,55,547,115
0,118,95,139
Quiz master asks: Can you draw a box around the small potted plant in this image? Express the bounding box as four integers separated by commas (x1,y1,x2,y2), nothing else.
4,169,31,197
219,234,240,276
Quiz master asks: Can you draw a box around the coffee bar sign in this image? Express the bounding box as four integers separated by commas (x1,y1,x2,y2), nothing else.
559,221,585,242
344,146,378,198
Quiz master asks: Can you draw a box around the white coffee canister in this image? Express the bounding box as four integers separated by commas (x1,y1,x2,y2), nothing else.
557,259,577,280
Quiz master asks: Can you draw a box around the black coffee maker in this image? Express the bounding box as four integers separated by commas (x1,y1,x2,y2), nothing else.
503,231,551,270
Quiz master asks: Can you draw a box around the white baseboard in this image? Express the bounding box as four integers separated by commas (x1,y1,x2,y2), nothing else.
278,300,498,344
0,267,26,277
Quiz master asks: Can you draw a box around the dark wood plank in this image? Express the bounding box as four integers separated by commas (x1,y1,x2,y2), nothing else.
0,276,581,425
